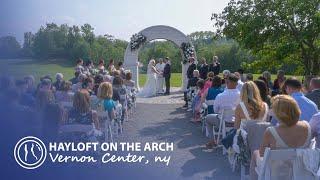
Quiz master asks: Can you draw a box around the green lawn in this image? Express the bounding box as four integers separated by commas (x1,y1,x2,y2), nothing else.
0,59,302,87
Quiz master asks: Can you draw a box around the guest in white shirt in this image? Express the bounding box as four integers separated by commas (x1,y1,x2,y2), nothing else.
235,72,244,91
155,58,165,93
205,73,241,148
310,112,320,149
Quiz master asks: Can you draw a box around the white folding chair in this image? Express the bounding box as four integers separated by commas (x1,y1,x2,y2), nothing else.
212,107,235,154
257,148,320,180
201,103,208,133
213,108,235,143
97,111,114,142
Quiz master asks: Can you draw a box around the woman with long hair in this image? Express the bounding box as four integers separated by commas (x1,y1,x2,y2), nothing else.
68,91,99,129
234,81,269,129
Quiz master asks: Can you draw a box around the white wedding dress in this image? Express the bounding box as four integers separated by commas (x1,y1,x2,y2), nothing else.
138,64,157,97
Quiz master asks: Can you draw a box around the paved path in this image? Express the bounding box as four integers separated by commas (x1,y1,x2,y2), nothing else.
116,89,240,180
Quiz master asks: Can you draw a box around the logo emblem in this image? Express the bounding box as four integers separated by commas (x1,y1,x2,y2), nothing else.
14,136,47,169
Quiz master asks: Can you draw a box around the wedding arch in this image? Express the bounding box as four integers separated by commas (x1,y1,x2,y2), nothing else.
123,25,197,91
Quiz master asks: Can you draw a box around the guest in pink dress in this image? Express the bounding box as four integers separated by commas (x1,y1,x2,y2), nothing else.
204,72,214,91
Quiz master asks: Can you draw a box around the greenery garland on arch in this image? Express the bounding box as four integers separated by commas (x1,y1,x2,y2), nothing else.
180,42,195,64
130,33,147,51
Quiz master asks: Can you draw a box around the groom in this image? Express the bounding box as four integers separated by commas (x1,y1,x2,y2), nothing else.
163,57,171,95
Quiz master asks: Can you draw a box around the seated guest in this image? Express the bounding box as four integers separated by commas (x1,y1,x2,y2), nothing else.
53,73,64,91
284,77,318,122
237,68,245,82
205,73,240,148
123,71,135,88
55,81,72,103
97,59,106,74
112,75,125,101
117,61,125,78
203,72,214,91
246,73,254,82
112,75,127,121
108,59,116,74
24,75,36,95
72,73,87,92
42,103,63,141
235,72,244,91
234,81,268,130
16,80,36,108
1,88,35,135
306,77,320,109
221,70,231,88
254,80,271,107
93,74,104,95
262,71,273,90
84,60,94,75
80,77,94,95
250,95,312,180
37,78,52,92
75,58,84,74
272,70,286,95
16,79,35,108
310,112,320,149
36,90,55,111
68,91,99,129
183,70,200,108
192,79,205,122
69,71,80,85
97,82,116,119
201,76,224,114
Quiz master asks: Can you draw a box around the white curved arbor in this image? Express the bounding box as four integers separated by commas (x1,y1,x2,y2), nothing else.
123,25,196,91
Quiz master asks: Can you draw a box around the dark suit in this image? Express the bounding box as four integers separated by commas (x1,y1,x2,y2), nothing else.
187,63,197,79
208,63,220,75
198,64,209,79
306,89,320,109
163,63,171,94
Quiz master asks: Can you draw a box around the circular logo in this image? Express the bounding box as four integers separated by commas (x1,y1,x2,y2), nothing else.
14,136,47,169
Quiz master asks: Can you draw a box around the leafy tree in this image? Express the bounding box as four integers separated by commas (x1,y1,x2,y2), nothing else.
0,36,21,58
212,0,320,75
81,24,95,45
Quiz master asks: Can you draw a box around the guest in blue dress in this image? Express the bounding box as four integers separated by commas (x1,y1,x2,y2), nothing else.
202,76,224,114
97,82,116,119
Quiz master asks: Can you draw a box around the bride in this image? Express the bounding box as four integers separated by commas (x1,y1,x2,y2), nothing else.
137,59,161,97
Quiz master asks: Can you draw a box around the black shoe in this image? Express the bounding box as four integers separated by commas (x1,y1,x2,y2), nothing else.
183,104,188,108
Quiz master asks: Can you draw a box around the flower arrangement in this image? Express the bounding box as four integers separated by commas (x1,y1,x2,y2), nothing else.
180,42,195,64
130,33,147,51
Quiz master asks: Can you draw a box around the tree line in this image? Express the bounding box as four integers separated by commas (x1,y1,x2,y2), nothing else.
0,22,307,75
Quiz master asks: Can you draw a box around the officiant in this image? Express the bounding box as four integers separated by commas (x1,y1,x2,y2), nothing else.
156,58,165,93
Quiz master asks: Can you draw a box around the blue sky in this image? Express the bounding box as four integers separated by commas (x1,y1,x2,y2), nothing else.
0,0,229,43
